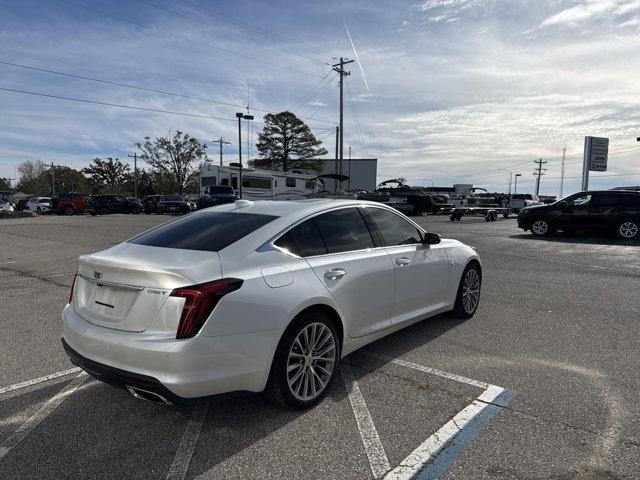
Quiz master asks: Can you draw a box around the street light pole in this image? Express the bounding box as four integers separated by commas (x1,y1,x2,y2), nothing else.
514,173,522,194
236,112,254,199
500,168,513,195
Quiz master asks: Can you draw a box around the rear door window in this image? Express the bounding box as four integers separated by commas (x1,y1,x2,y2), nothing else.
275,219,327,257
313,208,375,254
129,212,278,252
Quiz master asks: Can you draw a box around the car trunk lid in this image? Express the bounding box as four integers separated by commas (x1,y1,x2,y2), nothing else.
74,243,222,332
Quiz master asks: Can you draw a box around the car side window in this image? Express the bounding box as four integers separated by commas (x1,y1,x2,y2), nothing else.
590,194,620,206
275,219,327,257
365,207,423,246
565,194,592,206
314,208,375,254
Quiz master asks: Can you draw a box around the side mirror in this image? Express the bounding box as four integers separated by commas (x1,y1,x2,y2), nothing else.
421,232,441,245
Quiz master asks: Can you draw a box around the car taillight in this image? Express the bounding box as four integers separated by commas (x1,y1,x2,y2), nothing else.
171,278,243,339
69,271,78,304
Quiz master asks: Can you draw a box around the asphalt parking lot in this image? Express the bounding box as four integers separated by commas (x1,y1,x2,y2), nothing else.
1,212,639,479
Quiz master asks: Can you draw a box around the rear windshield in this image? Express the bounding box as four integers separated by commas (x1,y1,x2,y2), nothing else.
128,212,278,252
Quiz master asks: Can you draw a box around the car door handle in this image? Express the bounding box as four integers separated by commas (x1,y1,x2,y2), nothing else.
395,257,411,266
324,268,346,280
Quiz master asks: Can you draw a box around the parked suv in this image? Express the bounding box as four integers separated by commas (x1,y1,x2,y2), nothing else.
89,195,143,215
156,195,191,215
141,195,163,214
197,186,237,209
518,190,640,239
27,196,53,213
51,193,87,215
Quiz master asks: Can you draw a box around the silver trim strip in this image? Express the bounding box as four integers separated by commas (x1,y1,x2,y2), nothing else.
78,273,145,291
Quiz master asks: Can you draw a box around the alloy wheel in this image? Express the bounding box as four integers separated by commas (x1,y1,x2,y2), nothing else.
532,220,548,235
462,268,480,314
287,322,336,401
619,221,638,239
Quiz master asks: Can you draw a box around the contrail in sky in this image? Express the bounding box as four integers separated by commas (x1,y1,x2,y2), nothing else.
344,21,369,92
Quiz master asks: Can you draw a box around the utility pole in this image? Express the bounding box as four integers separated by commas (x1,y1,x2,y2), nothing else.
50,162,55,195
334,126,339,193
559,142,567,199
214,138,231,166
128,153,138,198
332,57,354,178
533,158,548,196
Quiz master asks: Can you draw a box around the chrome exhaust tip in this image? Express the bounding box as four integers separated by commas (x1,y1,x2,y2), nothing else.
126,386,173,406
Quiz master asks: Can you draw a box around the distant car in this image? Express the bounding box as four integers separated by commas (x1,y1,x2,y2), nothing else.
156,195,191,215
510,193,542,211
0,199,14,214
197,186,237,209
141,195,163,214
89,195,143,215
518,190,640,240
27,196,53,213
14,198,29,212
51,193,87,215
186,199,198,211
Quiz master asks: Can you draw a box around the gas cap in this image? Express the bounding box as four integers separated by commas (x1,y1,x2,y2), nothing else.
261,265,293,288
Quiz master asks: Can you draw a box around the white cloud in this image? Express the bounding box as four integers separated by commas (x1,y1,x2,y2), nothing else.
539,0,640,28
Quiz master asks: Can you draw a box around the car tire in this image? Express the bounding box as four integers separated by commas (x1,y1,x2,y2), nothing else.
132,207,142,215
530,217,555,237
452,263,482,319
265,311,340,409
63,205,75,216
616,219,639,240
99,207,108,215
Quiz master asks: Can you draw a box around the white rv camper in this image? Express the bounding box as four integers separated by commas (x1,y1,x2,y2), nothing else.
199,164,318,201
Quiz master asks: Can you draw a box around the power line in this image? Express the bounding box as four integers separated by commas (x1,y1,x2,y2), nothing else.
0,60,337,125
55,0,321,78
133,0,322,64
289,72,335,113
346,81,368,157
0,86,257,122
179,0,338,59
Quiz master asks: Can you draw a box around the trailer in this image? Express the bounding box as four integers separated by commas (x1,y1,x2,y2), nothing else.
449,206,512,222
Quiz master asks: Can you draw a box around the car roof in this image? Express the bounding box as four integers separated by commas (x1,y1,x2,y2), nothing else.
206,198,395,219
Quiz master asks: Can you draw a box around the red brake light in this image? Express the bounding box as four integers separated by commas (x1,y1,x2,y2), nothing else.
69,271,78,304
171,278,243,339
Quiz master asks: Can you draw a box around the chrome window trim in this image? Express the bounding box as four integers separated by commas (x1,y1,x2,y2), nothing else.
257,203,428,259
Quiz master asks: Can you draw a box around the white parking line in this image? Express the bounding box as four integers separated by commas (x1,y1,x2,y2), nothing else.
0,372,87,461
383,385,505,480
0,368,81,396
340,364,391,478
166,404,209,480
361,351,491,389
353,351,512,480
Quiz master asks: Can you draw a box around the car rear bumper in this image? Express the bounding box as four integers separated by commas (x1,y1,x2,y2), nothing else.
61,304,281,402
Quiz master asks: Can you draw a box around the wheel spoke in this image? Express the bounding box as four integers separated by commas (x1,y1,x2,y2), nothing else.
287,322,337,401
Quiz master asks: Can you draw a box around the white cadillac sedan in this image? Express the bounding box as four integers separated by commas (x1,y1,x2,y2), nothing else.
62,199,481,408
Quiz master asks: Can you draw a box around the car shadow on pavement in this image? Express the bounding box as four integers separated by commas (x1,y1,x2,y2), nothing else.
509,232,640,246
184,313,467,479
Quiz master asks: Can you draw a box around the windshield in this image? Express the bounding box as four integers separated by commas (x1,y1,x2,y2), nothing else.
161,195,184,201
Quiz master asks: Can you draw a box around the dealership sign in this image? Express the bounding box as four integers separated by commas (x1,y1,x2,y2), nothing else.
584,136,609,172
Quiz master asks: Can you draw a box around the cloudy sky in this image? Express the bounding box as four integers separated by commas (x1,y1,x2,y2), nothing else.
1,0,639,195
